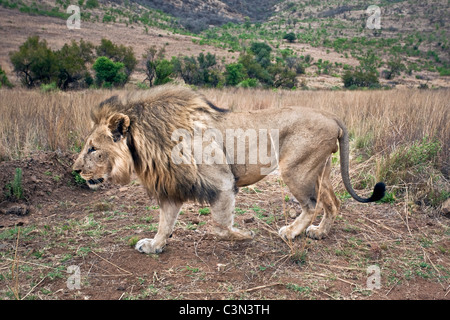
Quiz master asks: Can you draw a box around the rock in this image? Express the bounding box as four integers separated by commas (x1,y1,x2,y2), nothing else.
93,202,114,212
442,198,450,215
288,208,298,218
1,204,30,216
368,242,382,260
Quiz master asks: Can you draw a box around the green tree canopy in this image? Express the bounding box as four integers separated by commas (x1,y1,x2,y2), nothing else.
9,36,58,88
283,32,296,43
96,38,137,79
92,56,127,88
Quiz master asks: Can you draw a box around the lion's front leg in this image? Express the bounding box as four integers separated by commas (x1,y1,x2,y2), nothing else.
211,189,254,241
136,200,182,254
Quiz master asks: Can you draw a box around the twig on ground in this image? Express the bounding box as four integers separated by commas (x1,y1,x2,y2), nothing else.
181,282,282,295
11,227,21,300
91,251,133,276
21,276,47,300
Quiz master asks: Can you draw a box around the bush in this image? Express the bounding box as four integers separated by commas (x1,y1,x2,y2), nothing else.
4,168,24,201
225,63,247,86
0,65,13,88
85,0,99,9
96,38,137,79
269,63,297,89
239,53,272,85
92,56,127,87
237,78,259,88
283,32,296,43
173,52,222,87
55,40,94,89
382,57,406,80
154,59,174,85
342,70,379,88
10,36,58,88
377,137,446,206
249,42,272,68
40,82,58,92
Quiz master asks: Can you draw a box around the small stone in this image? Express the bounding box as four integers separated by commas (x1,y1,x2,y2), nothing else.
441,198,450,215
4,205,29,216
288,208,298,218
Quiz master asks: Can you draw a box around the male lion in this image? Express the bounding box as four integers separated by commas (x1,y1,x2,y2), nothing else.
73,85,385,254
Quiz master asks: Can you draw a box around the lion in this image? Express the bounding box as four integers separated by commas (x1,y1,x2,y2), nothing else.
73,85,385,254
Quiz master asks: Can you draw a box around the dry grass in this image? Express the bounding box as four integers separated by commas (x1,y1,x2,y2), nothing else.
205,87,450,207
204,87,449,160
0,87,448,206
0,89,114,160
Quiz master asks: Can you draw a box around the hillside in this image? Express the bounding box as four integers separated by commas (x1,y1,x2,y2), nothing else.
0,0,448,89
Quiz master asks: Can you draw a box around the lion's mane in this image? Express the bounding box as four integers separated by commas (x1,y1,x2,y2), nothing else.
91,85,227,204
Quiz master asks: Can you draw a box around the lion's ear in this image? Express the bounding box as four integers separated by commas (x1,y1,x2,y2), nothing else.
108,113,130,142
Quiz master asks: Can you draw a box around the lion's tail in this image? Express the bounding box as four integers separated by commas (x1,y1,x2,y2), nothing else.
335,118,385,203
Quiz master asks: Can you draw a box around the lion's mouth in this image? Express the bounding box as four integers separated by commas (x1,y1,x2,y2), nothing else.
87,177,104,186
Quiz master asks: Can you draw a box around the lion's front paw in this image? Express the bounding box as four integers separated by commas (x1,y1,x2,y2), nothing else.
305,225,326,240
135,238,165,254
278,226,296,240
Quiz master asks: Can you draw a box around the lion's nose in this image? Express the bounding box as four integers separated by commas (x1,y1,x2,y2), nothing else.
73,169,82,174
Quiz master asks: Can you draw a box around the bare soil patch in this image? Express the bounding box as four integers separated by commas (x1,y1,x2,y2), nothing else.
0,152,449,300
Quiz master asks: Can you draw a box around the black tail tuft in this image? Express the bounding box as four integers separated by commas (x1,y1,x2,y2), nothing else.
367,182,386,202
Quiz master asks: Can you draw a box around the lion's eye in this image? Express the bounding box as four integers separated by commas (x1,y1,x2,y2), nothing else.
88,146,96,154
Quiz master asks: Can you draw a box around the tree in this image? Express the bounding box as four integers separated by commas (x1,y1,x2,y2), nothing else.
142,45,166,86
269,63,297,89
382,56,406,80
10,36,58,88
173,52,222,87
357,50,381,75
249,42,272,68
238,53,272,85
55,40,94,89
225,63,247,86
283,32,296,43
92,56,127,88
96,38,137,80
174,56,198,85
342,70,379,88
154,59,174,85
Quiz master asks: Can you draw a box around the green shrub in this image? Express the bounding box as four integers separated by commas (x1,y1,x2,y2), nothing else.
198,208,210,215
85,0,99,9
342,70,379,88
96,38,137,79
4,168,24,200
283,32,296,43
225,63,247,86
154,59,174,85
92,56,127,87
238,78,259,88
10,36,58,88
437,66,450,76
40,82,58,92
0,65,13,88
71,171,86,186
377,137,446,206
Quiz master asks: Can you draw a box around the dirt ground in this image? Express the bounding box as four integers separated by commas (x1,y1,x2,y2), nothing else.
0,151,449,301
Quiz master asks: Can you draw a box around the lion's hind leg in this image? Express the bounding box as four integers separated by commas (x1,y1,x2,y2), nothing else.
278,172,319,240
278,157,335,240
305,178,340,240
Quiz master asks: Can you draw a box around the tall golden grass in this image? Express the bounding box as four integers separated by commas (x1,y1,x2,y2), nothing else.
0,87,448,206
0,89,115,159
